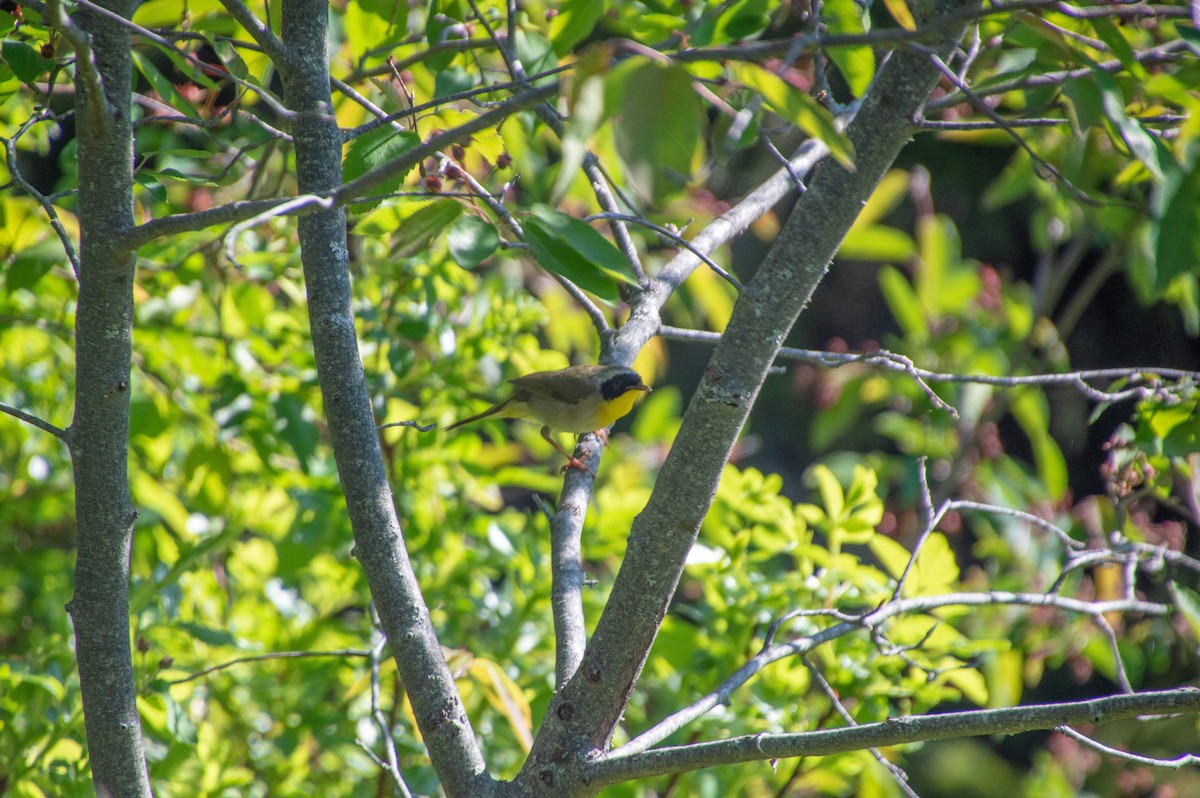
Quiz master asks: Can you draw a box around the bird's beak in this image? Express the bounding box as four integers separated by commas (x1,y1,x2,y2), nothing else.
635,384,652,392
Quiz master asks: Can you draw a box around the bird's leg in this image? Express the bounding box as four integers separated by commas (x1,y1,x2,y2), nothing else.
592,428,610,447
541,426,596,477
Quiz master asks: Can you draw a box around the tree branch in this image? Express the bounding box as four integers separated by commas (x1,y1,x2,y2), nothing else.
658,327,1200,409
586,688,1200,786
278,2,492,794
2,110,81,274
216,0,291,69
0,401,69,441
520,5,984,792
65,0,151,794
124,84,556,249
616,590,1166,756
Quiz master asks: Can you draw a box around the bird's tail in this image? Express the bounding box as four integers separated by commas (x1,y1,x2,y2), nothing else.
443,396,514,431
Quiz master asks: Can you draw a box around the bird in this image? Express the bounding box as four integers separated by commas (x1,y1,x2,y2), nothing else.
444,364,651,474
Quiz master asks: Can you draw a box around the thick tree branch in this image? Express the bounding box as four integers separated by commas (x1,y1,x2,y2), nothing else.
519,3,983,793
586,688,1200,786
64,0,152,794
278,2,491,795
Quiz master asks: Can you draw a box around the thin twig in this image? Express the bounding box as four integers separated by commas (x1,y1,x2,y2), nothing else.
165,648,372,685
657,326,1199,410
2,111,81,274
892,457,948,601
615,590,1166,756
223,194,335,269
378,420,438,432
439,153,611,333
917,47,1097,205
1056,725,1200,768
367,630,414,798
586,212,744,292
0,401,69,441
806,660,921,798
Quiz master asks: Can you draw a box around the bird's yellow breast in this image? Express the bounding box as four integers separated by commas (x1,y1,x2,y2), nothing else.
592,389,642,429
506,388,643,433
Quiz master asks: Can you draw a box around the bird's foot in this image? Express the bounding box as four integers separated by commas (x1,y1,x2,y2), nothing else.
560,457,597,477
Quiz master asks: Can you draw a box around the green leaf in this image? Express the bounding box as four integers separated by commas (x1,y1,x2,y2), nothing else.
2,39,55,83
549,0,604,56
426,0,469,72
529,204,639,285
1010,389,1068,501
1172,585,1200,640
821,0,876,97
1148,158,1200,291
1179,24,1200,56
1061,76,1104,133
712,0,771,42
522,208,635,303
806,464,845,520
386,198,465,259
6,240,65,292
447,215,501,269
176,621,241,648
878,265,928,342
144,167,219,186
342,128,421,212
515,30,557,85
611,61,702,205
1088,18,1145,79
731,63,854,170
839,225,916,261
1090,63,1167,182
133,51,198,117
208,37,250,81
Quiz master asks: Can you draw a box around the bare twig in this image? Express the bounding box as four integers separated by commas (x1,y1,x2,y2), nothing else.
585,212,744,292
1056,725,1200,768
806,660,921,798
377,420,438,432
2,111,81,274
365,631,414,798
0,401,69,441
657,327,1199,410
917,48,1097,205
222,194,335,269
126,84,556,247
165,648,372,685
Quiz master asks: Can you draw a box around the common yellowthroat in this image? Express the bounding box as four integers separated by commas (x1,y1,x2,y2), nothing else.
445,364,651,473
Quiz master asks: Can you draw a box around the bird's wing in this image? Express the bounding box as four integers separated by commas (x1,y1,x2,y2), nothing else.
508,368,600,405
